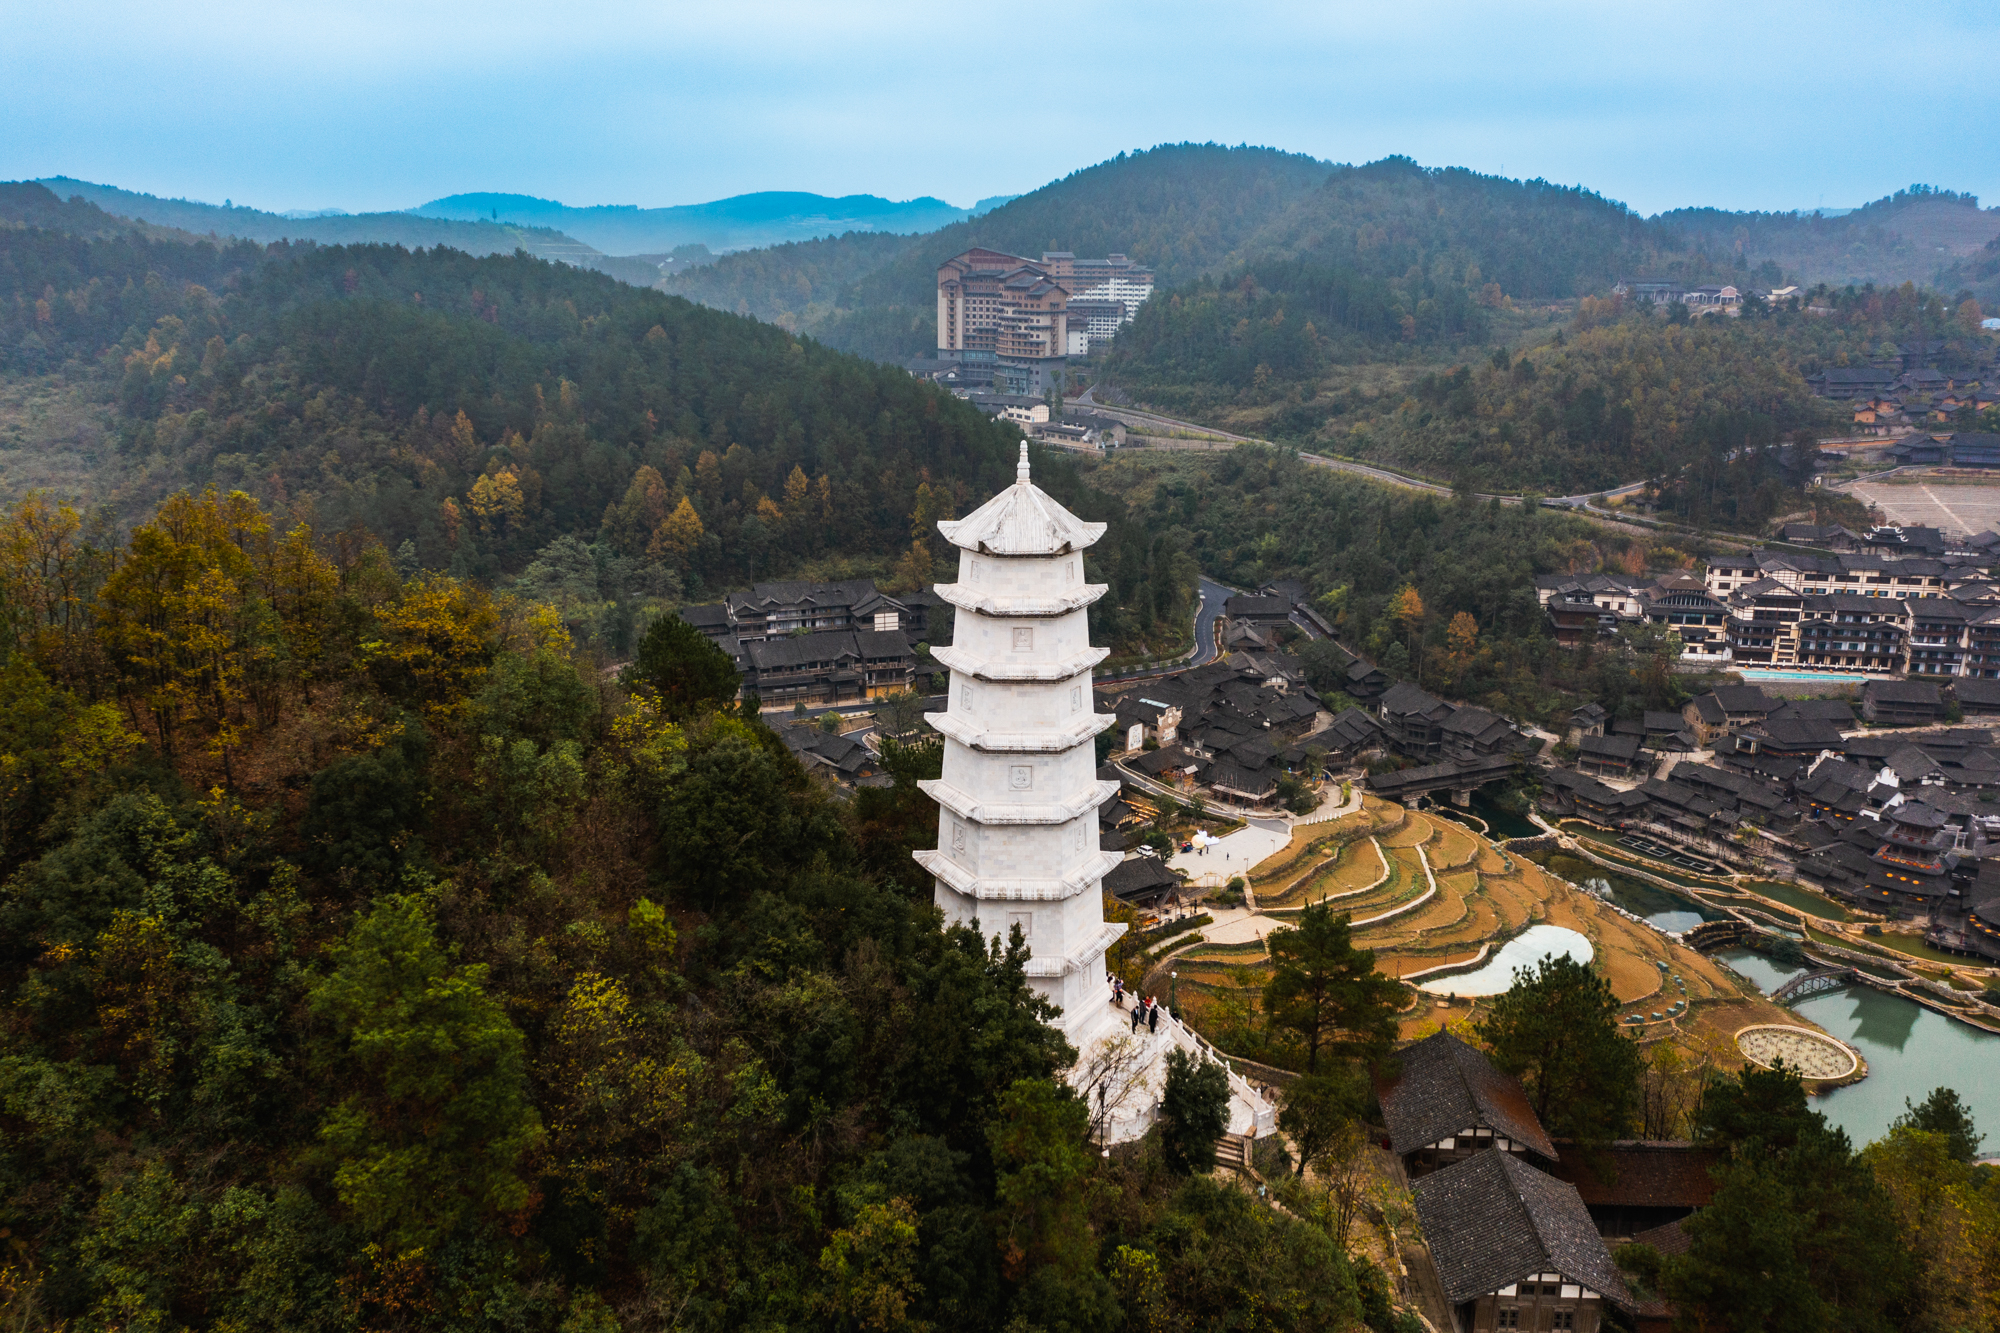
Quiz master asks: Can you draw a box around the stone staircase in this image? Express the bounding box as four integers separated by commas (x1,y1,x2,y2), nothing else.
1212,1132,1254,1174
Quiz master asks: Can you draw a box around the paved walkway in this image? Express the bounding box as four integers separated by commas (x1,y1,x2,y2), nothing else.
1164,781,1363,883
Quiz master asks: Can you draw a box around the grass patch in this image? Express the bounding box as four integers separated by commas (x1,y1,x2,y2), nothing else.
1740,879,1854,921
1807,925,1966,967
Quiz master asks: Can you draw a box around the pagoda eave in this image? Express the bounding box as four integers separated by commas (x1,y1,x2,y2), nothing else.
932,582,1109,617
916,848,1125,901
925,710,1116,753
932,644,1108,681
918,777,1121,825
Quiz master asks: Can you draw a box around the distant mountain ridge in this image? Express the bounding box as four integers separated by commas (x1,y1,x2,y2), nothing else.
35,177,665,287
412,190,1017,255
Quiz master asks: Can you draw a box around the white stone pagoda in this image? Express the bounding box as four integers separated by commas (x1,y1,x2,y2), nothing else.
915,445,1276,1141
916,443,1126,1055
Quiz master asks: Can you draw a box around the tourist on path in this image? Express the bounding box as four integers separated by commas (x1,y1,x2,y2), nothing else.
1147,1000,1159,1034
1131,1002,1143,1033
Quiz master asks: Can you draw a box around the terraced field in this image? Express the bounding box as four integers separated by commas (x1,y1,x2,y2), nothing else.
1169,797,1774,1048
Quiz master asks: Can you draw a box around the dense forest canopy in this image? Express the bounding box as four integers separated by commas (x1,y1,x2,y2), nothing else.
0,481,1415,1332
0,185,1201,658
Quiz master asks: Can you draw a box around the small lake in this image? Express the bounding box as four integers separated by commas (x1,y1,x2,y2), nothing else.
1533,852,1730,935
1719,947,2000,1149
1470,790,1540,840
1417,925,1593,996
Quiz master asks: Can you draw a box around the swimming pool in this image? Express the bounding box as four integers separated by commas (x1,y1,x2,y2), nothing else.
1736,668,1890,684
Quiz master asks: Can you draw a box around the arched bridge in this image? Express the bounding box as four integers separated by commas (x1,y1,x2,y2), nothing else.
1771,967,1858,1005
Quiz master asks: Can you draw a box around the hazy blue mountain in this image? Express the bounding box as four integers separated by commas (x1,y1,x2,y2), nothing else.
412,190,1006,254
34,178,661,285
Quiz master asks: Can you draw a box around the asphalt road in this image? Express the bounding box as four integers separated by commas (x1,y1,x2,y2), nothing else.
1077,385,1659,518
1190,576,1231,667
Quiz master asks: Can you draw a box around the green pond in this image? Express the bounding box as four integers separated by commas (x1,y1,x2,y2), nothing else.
1531,852,1730,934
1720,948,2000,1148
1740,879,1854,921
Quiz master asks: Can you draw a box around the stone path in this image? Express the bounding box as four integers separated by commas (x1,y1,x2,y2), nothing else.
1164,782,1362,883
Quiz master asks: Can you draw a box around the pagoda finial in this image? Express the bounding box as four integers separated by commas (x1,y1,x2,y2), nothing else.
1017,441,1031,484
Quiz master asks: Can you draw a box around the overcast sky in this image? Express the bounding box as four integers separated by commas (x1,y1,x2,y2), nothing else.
5,0,1997,219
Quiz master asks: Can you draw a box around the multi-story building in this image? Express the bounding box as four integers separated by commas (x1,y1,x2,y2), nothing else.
1791,593,1909,672
936,249,1070,396
1702,548,1956,600
935,249,1154,392
1908,598,1973,675
677,579,935,706
740,630,916,707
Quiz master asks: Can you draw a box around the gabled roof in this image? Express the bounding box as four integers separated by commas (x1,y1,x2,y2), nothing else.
1711,685,1780,715
1864,678,1943,706
679,602,731,629
1545,1140,1721,1210
1380,681,1453,720
1411,1151,1633,1309
1103,856,1180,901
1376,1031,1556,1159
1577,733,1643,761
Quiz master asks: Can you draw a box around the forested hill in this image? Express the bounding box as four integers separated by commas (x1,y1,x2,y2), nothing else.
0,201,1024,588
1660,186,2000,297
668,144,1343,357
34,177,662,286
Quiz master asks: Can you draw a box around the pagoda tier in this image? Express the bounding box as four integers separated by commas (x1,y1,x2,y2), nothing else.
916,444,1127,1046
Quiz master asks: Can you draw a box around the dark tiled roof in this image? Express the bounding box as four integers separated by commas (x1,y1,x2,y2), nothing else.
1381,681,1453,720
1377,1031,1556,1159
680,602,730,629
1711,685,1780,714
1411,1151,1634,1309
1103,856,1180,901
1956,678,2000,710
1865,679,1943,706
1545,1141,1719,1209
1578,733,1643,761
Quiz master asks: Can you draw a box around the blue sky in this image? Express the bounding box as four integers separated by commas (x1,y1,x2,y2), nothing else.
5,0,1997,219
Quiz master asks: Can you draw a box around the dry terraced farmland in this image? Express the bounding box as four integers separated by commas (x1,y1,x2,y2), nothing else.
1168,797,1823,1065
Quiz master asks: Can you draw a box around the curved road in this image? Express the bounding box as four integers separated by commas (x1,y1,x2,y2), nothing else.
1190,576,1232,667
1076,384,1655,516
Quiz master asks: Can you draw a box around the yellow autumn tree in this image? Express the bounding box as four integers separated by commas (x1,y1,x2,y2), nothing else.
444,409,479,466
466,469,526,536
256,523,342,704
647,497,705,567
782,465,812,511
366,573,500,722
1445,611,1479,659
601,466,672,557
97,490,270,766
0,491,110,684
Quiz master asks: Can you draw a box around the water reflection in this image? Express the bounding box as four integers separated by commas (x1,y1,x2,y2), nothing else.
1469,790,1539,840
1716,947,2000,1147
1532,852,1728,935
1835,986,1920,1052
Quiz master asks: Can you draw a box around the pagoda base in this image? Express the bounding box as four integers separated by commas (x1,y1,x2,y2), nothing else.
1070,994,1278,1145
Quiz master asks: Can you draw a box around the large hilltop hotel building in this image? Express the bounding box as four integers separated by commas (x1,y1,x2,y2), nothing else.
934,248,1153,395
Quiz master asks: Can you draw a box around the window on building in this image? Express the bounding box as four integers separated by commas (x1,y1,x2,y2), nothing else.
1495,1310,1520,1329
1551,1313,1575,1331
